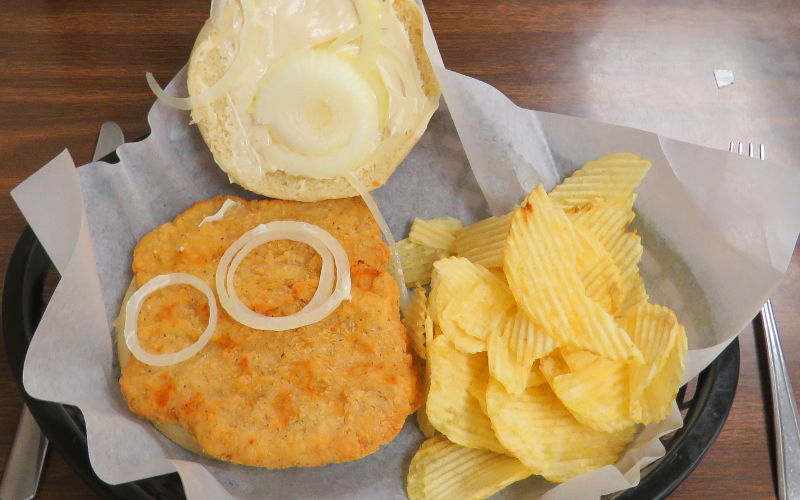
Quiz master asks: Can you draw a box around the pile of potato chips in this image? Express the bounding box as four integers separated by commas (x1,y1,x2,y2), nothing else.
400,154,688,499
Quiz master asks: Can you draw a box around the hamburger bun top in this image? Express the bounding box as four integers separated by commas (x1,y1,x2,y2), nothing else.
187,0,441,201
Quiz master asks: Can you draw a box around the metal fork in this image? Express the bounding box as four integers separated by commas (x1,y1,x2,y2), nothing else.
731,141,800,500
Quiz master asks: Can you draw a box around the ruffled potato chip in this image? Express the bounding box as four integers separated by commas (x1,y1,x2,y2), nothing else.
574,226,623,315
557,346,599,372
620,303,687,423
403,286,429,359
407,435,531,500
485,379,637,482
409,217,462,252
527,362,548,388
565,196,635,245
467,372,491,415
405,153,688,496
552,154,651,315
636,329,686,423
429,257,497,322
417,315,437,438
548,154,651,208
487,325,528,396
507,308,560,365
454,213,513,269
564,197,647,313
432,257,515,354
488,309,559,396
398,238,447,287
503,187,643,363
426,335,506,453
538,351,570,380
604,230,648,312
543,354,636,432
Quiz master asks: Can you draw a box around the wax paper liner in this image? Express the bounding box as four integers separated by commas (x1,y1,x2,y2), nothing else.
11,6,800,500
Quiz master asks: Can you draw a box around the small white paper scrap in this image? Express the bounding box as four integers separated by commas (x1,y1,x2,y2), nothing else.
714,69,734,88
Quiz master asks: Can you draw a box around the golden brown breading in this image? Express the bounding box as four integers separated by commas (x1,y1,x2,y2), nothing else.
118,196,421,468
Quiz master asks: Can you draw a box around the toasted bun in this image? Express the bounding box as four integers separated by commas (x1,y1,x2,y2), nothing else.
187,0,441,201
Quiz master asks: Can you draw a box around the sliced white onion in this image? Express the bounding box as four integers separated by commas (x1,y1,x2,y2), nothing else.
327,15,393,54
146,72,193,110
226,229,335,313
254,50,380,178
353,0,380,69
147,0,257,110
328,24,374,53
210,0,227,29
198,198,242,227
225,92,265,178
256,52,365,155
215,221,351,331
378,45,416,99
325,15,390,130
362,66,389,131
378,44,425,131
124,273,218,367
345,172,410,313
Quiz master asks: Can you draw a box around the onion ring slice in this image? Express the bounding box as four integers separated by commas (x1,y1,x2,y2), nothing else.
346,171,409,312
227,229,335,313
147,0,256,110
210,0,227,29
124,273,218,367
216,221,351,331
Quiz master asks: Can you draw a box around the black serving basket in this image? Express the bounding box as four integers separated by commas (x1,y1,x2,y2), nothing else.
2,151,740,500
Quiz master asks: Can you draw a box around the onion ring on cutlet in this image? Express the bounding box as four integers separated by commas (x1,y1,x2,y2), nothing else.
124,273,218,367
216,221,352,331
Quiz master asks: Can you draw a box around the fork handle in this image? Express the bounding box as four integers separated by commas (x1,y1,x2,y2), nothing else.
0,406,48,500
762,299,800,500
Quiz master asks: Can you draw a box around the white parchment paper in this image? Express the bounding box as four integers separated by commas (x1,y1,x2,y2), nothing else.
11,8,800,500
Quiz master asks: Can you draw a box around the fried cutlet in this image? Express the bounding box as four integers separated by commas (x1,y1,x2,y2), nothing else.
117,195,421,468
